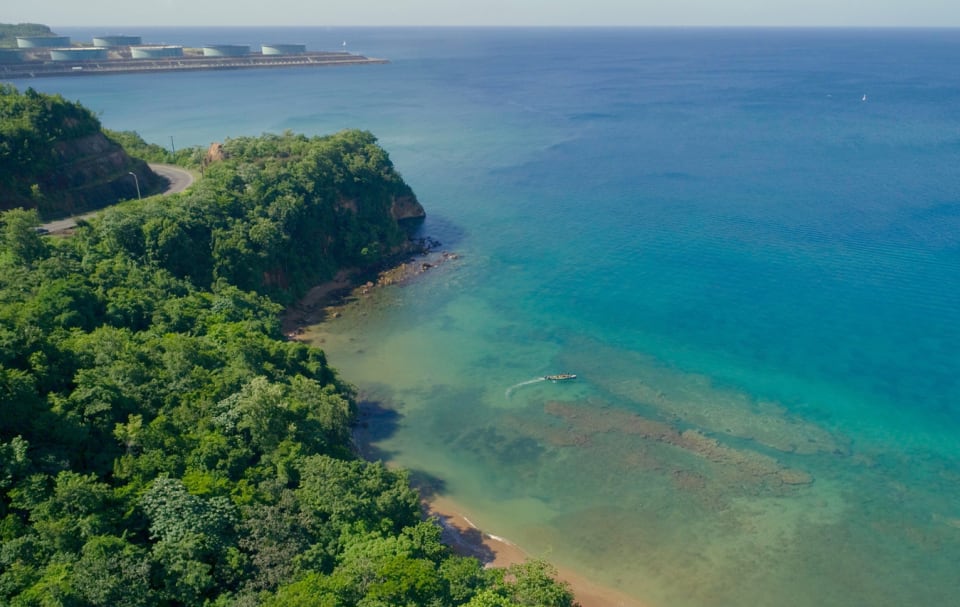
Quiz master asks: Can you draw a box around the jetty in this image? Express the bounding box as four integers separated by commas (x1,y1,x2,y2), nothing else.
1,51,387,79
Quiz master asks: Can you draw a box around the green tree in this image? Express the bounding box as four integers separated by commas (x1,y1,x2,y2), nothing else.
7,471,116,556
70,535,154,607
140,477,237,548
503,560,578,607
0,208,48,267
323,525,446,607
295,455,421,538
140,477,241,602
238,489,311,592
0,369,42,441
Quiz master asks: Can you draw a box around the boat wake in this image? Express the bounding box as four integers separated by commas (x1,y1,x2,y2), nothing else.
505,377,547,399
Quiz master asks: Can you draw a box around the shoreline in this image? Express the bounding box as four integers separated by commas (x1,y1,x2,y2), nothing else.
281,242,455,337
423,494,648,607
282,268,359,336
288,253,650,607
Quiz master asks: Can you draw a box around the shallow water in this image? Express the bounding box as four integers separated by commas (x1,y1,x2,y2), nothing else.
32,26,960,606
312,259,960,606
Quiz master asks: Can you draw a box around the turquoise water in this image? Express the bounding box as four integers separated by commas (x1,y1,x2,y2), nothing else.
25,27,960,606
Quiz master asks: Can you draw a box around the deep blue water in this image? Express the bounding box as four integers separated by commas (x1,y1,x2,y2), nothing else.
18,27,960,606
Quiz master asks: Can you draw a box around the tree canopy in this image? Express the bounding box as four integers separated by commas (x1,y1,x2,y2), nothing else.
0,84,101,180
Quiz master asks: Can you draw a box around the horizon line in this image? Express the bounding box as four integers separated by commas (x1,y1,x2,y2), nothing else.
48,24,960,30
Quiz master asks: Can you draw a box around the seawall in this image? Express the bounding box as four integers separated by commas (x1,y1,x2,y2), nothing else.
1,51,387,79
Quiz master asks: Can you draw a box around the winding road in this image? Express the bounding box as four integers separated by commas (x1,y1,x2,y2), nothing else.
40,163,195,233
149,163,194,195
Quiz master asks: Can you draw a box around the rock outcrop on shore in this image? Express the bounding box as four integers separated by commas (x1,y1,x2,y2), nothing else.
282,244,458,336
390,194,426,221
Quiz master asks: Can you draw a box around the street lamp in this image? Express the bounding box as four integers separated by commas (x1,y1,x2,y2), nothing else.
128,171,141,200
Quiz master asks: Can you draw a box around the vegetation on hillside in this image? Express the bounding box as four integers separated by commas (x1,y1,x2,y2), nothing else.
0,85,161,218
104,129,202,167
0,106,576,604
0,23,53,48
95,128,421,303
0,85,101,177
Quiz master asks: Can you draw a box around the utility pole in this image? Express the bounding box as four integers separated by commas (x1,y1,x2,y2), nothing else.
128,172,141,200
170,136,175,155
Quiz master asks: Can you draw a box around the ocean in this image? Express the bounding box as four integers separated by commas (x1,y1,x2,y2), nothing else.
24,26,960,606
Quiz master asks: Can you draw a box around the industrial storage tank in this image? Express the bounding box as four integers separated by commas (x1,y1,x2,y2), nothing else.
0,49,24,63
16,35,71,48
131,45,184,59
202,44,250,57
93,35,142,47
50,48,108,61
261,43,307,55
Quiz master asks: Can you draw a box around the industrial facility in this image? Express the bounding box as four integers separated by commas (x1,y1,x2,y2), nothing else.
2,32,385,79
0,49,23,63
93,35,143,47
202,44,250,57
50,48,108,62
130,46,184,59
16,35,71,48
262,43,307,55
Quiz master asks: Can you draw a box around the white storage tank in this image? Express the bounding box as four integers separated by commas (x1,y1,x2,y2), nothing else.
261,44,307,55
0,49,24,63
50,48,109,62
16,35,71,48
131,45,184,59
93,35,142,47
202,44,250,57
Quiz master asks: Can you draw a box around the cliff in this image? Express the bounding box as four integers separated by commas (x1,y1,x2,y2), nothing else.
0,85,163,219
390,193,426,222
91,130,425,303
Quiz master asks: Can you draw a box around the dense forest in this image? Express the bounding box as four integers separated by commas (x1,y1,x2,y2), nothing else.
0,91,576,605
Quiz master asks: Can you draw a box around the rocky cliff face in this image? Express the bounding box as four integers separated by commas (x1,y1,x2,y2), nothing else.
390,194,426,222
204,142,227,164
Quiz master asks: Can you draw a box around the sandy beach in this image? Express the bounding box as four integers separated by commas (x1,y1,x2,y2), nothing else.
424,494,648,607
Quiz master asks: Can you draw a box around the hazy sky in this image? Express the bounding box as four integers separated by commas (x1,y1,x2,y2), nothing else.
7,0,960,28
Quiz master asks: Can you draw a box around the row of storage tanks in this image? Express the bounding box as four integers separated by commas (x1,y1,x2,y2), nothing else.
2,35,307,62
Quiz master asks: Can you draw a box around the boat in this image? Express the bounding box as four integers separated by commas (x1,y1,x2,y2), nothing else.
544,374,577,382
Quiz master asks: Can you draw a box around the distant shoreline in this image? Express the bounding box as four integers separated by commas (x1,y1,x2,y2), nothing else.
1,51,387,79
